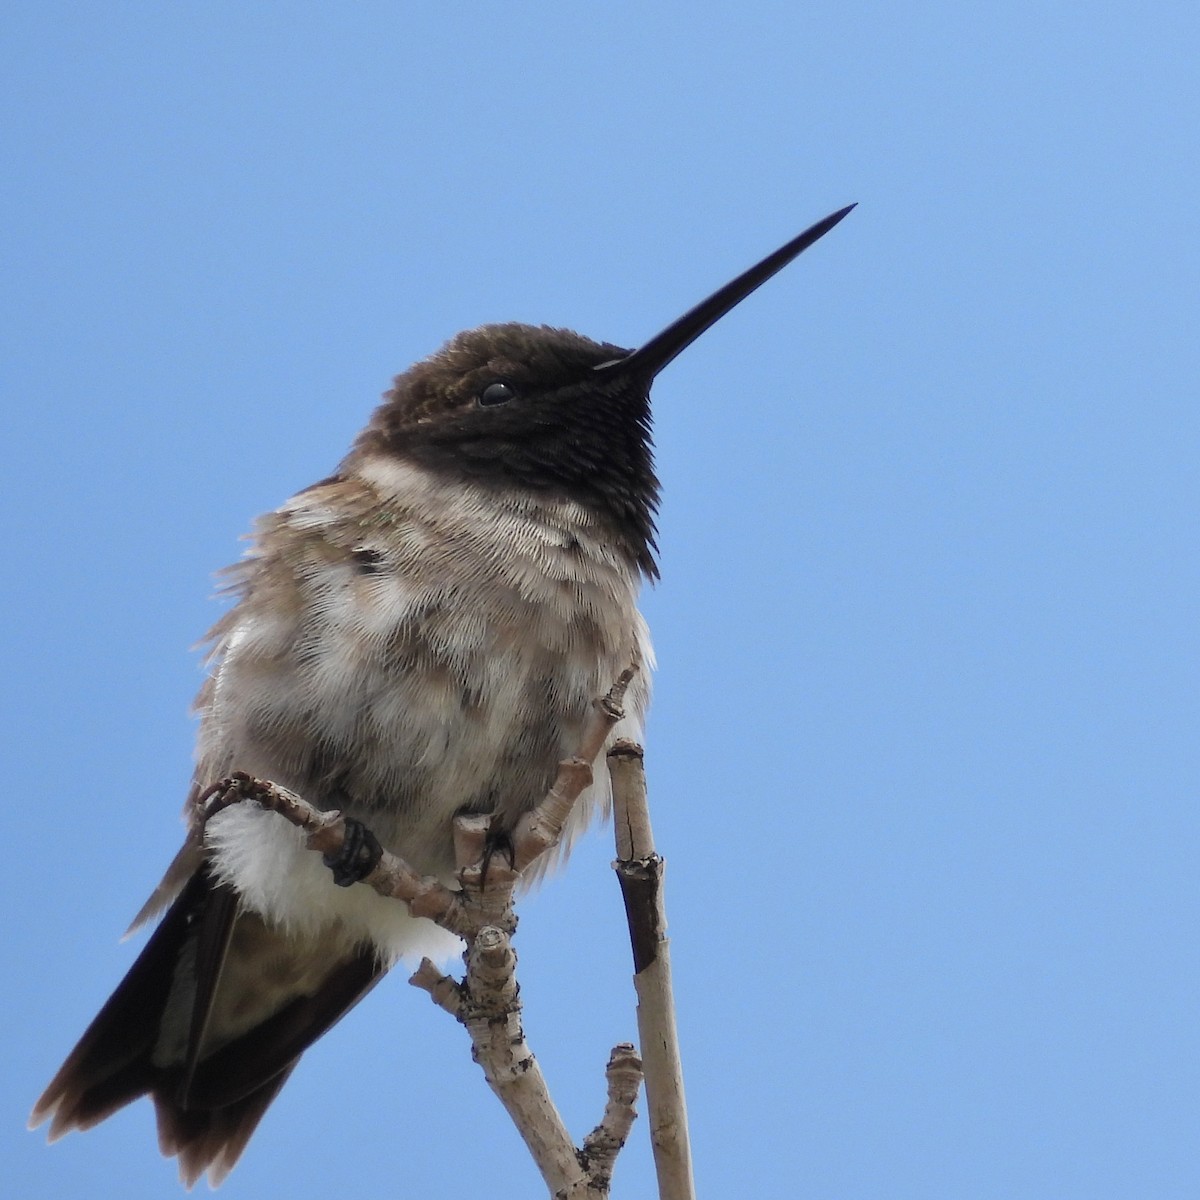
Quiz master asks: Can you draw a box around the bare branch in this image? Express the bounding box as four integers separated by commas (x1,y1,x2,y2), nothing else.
608,740,696,1200
579,1043,643,1188
409,959,464,1018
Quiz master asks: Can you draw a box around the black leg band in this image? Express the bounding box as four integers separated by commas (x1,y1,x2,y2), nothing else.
323,817,384,887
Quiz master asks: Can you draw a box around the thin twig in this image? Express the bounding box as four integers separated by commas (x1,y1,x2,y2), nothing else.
512,665,637,871
579,1043,644,1187
608,740,695,1200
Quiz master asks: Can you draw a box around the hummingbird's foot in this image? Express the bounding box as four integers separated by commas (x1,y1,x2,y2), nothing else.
478,826,516,890
323,816,384,887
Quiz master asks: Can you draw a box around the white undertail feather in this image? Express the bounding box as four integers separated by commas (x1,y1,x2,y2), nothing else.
202,806,464,965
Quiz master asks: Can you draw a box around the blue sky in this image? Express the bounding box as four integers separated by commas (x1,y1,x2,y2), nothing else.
3,4,1197,1197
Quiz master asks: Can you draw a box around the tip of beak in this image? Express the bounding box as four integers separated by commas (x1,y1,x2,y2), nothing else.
599,202,858,379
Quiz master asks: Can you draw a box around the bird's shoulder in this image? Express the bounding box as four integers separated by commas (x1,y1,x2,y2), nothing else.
198,469,427,644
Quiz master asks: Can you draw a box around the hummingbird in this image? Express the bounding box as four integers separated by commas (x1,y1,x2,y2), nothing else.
31,204,854,1187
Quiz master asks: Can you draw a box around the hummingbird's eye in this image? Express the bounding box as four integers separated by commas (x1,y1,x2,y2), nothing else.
478,380,517,408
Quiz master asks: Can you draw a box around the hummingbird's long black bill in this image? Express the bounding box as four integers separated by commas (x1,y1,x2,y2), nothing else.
602,203,856,380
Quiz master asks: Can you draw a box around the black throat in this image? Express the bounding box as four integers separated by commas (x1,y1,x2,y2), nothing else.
351,324,661,580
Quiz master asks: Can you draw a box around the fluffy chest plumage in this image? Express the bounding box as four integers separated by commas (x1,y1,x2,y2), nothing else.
196,457,652,886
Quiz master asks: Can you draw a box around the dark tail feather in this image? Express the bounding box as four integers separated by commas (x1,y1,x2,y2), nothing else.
155,1064,297,1189
32,866,387,1187
30,870,211,1138
153,943,383,1187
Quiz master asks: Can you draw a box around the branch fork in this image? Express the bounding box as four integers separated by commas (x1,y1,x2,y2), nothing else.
195,666,644,1198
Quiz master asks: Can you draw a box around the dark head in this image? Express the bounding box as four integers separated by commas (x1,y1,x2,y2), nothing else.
351,204,856,580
